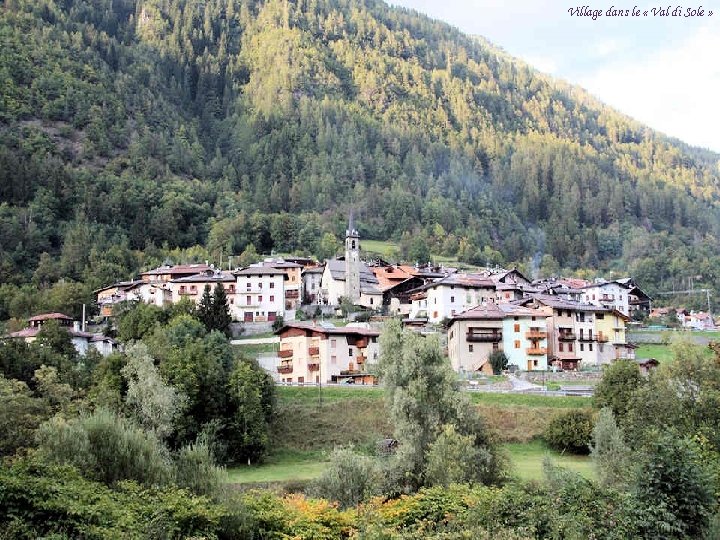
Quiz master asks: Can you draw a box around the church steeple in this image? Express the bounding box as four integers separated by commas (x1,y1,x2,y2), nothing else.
345,211,361,303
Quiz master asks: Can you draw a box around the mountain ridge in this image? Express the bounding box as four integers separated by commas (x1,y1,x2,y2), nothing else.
1,0,719,313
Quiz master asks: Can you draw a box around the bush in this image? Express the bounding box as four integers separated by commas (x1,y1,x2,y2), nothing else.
36,409,172,486
489,351,508,375
543,409,594,454
310,448,382,508
593,359,643,421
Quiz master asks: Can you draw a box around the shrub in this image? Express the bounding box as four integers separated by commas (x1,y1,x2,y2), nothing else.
174,440,227,497
489,351,508,375
590,408,631,488
593,360,643,421
36,409,172,486
426,424,493,487
543,409,594,454
309,448,382,508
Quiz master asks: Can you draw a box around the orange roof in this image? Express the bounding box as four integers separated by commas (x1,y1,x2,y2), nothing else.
371,266,414,291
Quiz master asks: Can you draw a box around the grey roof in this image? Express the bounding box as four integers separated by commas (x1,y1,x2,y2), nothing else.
326,259,381,294
302,266,325,275
234,267,287,277
523,294,614,312
171,270,235,283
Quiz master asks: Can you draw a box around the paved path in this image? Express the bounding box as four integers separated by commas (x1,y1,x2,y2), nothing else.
230,336,279,346
507,374,544,392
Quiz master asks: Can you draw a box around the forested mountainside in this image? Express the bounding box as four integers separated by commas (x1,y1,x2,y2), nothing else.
2,0,720,314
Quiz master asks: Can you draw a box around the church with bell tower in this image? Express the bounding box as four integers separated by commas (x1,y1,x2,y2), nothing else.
344,212,361,303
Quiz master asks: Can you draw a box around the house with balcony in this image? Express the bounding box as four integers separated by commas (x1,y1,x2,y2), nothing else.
95,280,171,316
261,259,304,310
516,295,585,370
168,269,236,306
233,267,286,322
499,304,549,371
594,308,634,363
580,280,632,317
274,322,380,384
408,273,497,324
447,303,504,374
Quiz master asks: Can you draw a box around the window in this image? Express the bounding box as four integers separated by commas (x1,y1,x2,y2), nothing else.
270,282,275,289
370,298,374,305
331,355,337,364
514,316,519,321
514,340,520,349
514,323,520,332
580,343,584,351
589,343,593,351
533,360,538,367
505,293,510,299
270,295,274,301
450,296,455,303
531,316,536,321
569,343,574,352
259,282,262,289
597,313,604,319
469,344,474,352
349,348,353,356
559,342,564,352
246,296,251,305
258,295,262,302
492,342,499,350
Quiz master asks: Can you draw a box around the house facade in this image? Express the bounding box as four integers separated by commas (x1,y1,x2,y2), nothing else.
409,274,496,323
168,269,236,305
5,313,118,356
302,266,325,304
233,267,286,322
275,323,380,384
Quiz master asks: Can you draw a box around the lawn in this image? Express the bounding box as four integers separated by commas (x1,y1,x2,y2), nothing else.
505,441,595,481
362,240,399,258
226,450,327,484
276,385,590,408
635,344,674,362
225,443,594,484
635,343,714,363
233,342,277,358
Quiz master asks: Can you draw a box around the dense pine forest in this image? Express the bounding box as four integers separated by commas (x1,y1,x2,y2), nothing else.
2,0,720,318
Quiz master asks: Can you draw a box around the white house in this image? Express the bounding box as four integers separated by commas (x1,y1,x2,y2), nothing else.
580,280,631,316
302,266,324,304
408,273,496,323
233,266,286,322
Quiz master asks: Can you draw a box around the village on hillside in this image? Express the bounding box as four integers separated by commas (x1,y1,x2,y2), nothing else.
6,217,714,386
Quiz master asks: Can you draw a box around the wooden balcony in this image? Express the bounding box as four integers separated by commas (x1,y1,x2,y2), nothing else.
340,369,361,375
308,363,320,371
558,333,576,341
577,335,596,342
277,364,293,374
308,346,320,356
527,347,547,355
278,349,293,358
466,332,502,342
526,331,547,339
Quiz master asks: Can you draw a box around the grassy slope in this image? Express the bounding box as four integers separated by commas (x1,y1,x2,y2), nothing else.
227,442,594,484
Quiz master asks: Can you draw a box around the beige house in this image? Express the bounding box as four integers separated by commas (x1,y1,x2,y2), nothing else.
167,269,237,305
447,304,504,374
274,323,380,384
320,259,383,309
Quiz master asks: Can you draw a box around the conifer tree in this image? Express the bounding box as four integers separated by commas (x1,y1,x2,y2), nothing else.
197,284,213,332
211,283,232,337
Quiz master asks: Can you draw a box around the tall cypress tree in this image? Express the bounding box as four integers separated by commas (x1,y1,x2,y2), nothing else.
197,284,213,332
211,283,232,337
